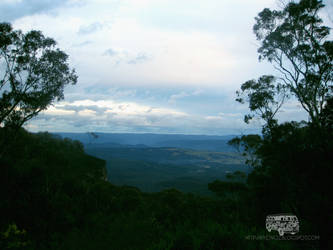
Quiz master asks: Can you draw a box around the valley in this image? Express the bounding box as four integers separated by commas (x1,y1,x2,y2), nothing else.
58,133,249,195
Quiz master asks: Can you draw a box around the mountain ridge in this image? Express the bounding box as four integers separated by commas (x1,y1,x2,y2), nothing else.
55,132,239,152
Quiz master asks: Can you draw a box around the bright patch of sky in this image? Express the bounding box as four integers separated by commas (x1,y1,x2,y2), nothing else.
1,0,323,134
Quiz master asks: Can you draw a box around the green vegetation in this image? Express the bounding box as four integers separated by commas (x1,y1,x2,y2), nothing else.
231,0,332,248
0,22,77,129
86,146,248,195
0,129,299,250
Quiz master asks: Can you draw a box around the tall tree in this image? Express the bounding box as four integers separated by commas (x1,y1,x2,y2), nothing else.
253,0,332,124
236,75,288,129
0,23,77,128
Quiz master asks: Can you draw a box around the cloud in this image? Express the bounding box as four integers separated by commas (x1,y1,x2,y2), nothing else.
127,52,150,64
0,0,82,22
72,40,93,47
103,48,151,65
45,99,186,121
11,0,307,135
11,1,274,89
25,98,260,135
129,0,277,34
43,106,75,116
103,48,118,57
78,22,104,35
61,104,108,116
277,99,308,123
168,89,203,104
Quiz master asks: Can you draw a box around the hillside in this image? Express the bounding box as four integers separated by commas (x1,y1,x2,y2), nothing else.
85,145,249,194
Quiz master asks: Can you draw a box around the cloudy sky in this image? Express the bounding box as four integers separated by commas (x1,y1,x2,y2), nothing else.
2,0,327,135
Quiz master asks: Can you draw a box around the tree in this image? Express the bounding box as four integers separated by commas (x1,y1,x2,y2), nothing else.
228,134,262,167
230,2,333,246
236,75,288,129
0,23,77,129
253,0,332,125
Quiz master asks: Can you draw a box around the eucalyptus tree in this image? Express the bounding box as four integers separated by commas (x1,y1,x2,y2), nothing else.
251,0,332,125
0,22,77,129
236,75,288,130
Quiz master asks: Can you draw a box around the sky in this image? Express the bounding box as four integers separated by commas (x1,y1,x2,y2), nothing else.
2,0,329,135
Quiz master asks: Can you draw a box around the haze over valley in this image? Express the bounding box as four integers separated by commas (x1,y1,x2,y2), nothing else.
57,132,249,194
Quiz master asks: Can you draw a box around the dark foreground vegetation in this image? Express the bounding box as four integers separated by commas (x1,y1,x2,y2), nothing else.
2,127,329,250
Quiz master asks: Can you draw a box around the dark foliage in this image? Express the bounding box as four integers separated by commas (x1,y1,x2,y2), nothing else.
0,129,296,249
0,23,77,129
230,0,332,248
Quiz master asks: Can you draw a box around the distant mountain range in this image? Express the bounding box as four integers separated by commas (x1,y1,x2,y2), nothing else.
55,132,239,152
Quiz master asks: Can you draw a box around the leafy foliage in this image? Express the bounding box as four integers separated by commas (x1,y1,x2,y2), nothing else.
0,23,77,129
0,224,30,250
253,0,332,123
236,75,287,128
0,129,298,249
230,1,333,248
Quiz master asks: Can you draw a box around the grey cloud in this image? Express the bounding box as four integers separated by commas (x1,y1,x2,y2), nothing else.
73,121,88,128
146,108,153,113
33,111,102,129
36,103,186,131
29,108,258,135
83,86,137,100
33,113,54,121
127,53,150,64
103,48,118,57
78,22,104,35
0,0,83,22
168,89,203,104
27,93,262,134
103,49,151,65
61,105,108,115
72,40,93,47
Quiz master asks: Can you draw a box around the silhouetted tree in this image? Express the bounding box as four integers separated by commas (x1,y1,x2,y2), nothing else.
228,134,262,167
253,0,332,124
236,75,288,130
230,2,333,247
0,23,77,129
